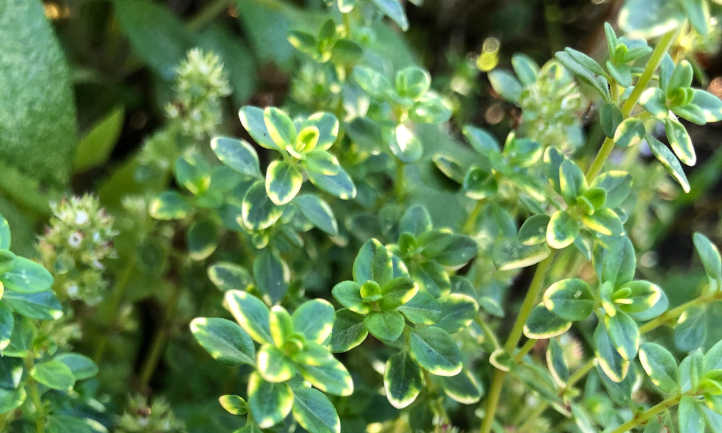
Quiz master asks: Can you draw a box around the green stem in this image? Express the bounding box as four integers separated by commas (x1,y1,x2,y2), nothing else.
94,258,136,363
477,317,501,350
518,402,549,433
479,254,554,433
513,339,537,364
585,27,680,181
138,282,184,389
394,158,406,200
186,0,233,31
608,394,681,433
463,200,484,235
24,356,45,433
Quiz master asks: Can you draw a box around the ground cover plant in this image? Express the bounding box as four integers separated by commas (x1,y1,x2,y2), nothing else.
4,0,722,432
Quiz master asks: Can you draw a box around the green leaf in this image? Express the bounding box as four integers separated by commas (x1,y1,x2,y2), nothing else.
291,387,341,433
691,89,722,123
330,309,368,353
640,88,669,119
297,354,354,396
618,0,684,39
264,107,296,149
600,102,624,137
353,239,395,285
239,106,278,150
384,351,423,409
302,112,339,151
187,219,218,261
114,0,191,79
435,293,478,334
591,170,632,208
675,305,707,352
0,0,78,187
73,106,124,173
398,291,443,325
395,66,430,99
1,256,53,293
292,299,335,344
463,167,496,200
390,124,423,163
257,344,296,382
190,317,255,366
439,368,484,404
4,290,62,320
149,191,191,220
432,154,465,184
488,69,522,103
332,281,369,315
0,387,25,414
409,326,462,376
242,180,283,230
546,338,569,386
207,262,253,292
519,215,550,246
418,231,478,267
554,51,610,101
647,134,690,192
305,164,356,200
581,208,624,236
224,290,272,345
594,323,630,383
269,305,294,347
511,53,539,85
546,210,579,249
559,159,586,203
595,235,636,286
680,349,704,392
665,117,696,166
253,250,289,304
31,359,75,391
411,93,451,124
679,396,706,433
219,395,247,416
604,310,639,360
614,280,662,314
364,311,405,342
352,66,393,99
303,149,341,176
463,125,500,154
0,304,13,351
693,232,722,286
265,160,303,205
0,214,9,250
53,353,98,381
523,304,572,339
247,372,294,429
46,415,107,433
681,0,710,35
639,342,679,394
294,194,338,236
370,0,409,31
613,118,646,148
3,316,35,358
542,278,594,321
493,240,550,271
211,136,261,178
399,204,432,236
379,277,417,310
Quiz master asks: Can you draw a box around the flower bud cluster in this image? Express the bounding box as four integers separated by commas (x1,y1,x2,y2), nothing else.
37,194,116,305
166,48,231,139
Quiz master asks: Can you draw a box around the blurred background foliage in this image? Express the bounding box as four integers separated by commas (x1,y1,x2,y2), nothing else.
3,0,722,431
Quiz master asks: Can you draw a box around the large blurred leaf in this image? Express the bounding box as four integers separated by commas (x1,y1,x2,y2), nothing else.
114,0,193,79
0,0,77,188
